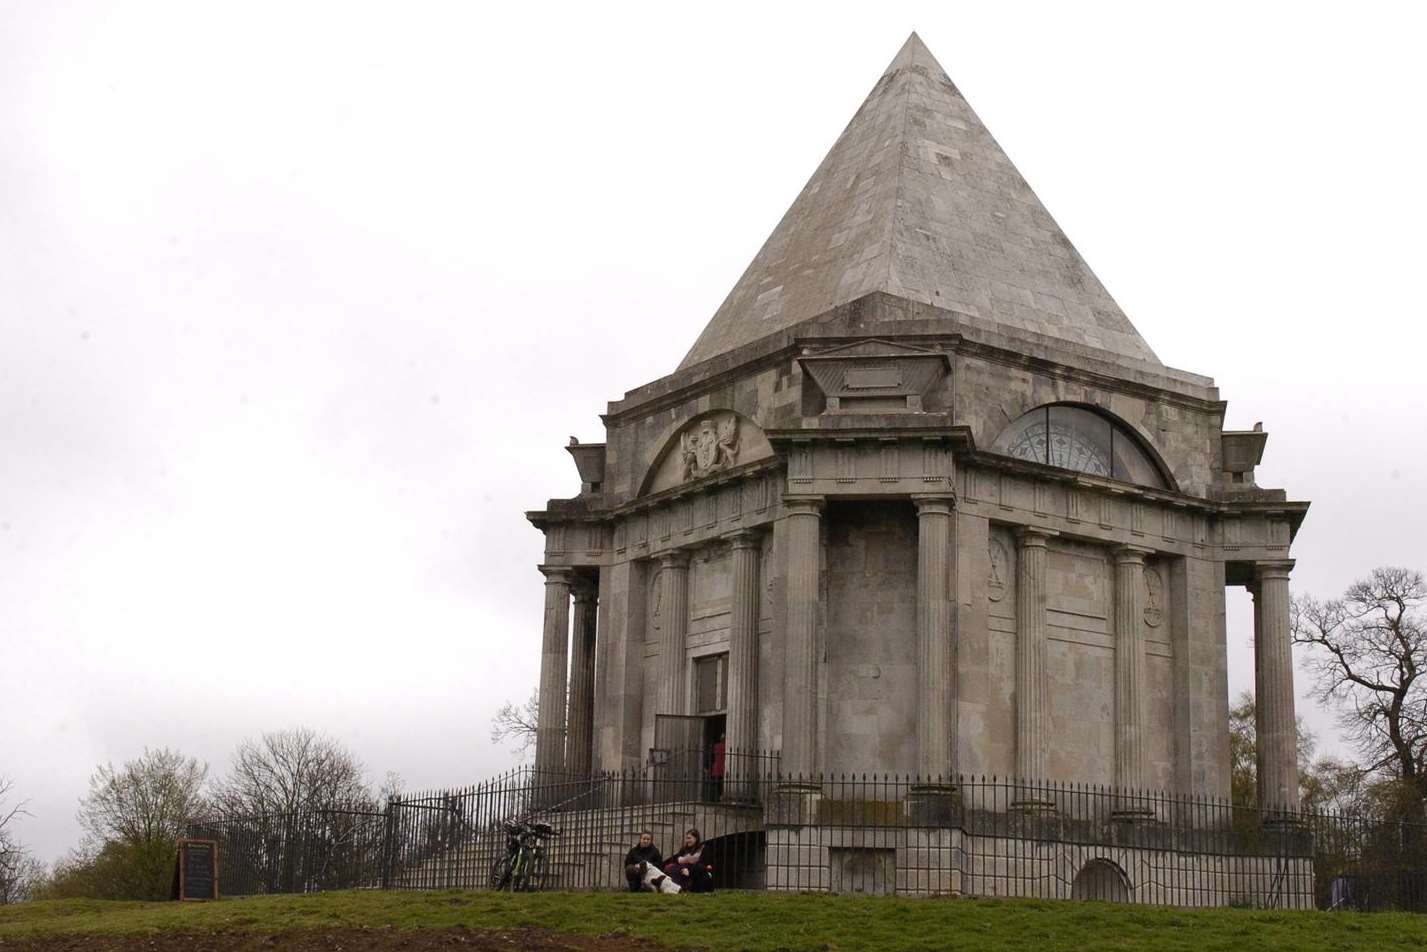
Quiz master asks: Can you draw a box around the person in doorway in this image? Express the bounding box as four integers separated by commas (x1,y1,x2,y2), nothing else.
662,828,713,892
623,831,663,893
708,733,726,802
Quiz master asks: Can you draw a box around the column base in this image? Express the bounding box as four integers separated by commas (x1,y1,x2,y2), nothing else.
1262,812,1305,833
905,784,959,826
770,781,822,826
1009,797,1057,815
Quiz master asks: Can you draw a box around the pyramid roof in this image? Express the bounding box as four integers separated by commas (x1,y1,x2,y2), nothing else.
678,33,1160,370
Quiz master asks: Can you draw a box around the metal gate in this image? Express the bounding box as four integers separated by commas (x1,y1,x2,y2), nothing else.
652,714,706,803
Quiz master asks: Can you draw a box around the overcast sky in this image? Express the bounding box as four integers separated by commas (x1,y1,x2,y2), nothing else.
3,1,1425,864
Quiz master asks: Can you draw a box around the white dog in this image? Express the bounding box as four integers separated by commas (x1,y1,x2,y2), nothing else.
638,861,682,894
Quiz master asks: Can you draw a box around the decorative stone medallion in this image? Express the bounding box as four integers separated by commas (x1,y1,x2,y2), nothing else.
649,569,664,635
679,413,740,480
988,538,1009,602
1143,566,1163,628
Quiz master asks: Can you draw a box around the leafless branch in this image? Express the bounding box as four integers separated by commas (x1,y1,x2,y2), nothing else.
1292,566,1427,794
210,727,375,817
489,688,540,757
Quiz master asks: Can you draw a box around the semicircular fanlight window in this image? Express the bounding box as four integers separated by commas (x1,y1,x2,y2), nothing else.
994,405,1166,489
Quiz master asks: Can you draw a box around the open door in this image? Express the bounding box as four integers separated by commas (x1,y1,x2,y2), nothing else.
652,714,705,803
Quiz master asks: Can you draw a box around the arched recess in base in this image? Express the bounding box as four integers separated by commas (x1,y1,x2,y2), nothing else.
1070,858,1132,903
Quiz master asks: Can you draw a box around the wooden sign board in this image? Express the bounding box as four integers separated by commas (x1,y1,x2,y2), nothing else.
173,838,219,901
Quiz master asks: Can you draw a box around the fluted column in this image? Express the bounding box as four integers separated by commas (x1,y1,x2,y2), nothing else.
1015,527,1055,798
1113,547,1152,797
565,583,598,778
655,552,690,717
914,496,955,783
725,529,761,800
534,566,574,776
781,496,824,782
1255,560,1299,813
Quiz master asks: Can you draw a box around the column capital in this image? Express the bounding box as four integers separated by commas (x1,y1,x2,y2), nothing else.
572,582,599,606
912,494,956,515
1113,545,1155,565
1255,559,1296,582
1015,526,1058,548
659,550,691,570
782,494,825,516
724,527,763,550
538,565,576,584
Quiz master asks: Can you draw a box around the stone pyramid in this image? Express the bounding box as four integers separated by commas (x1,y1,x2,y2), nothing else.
678,32,1160,370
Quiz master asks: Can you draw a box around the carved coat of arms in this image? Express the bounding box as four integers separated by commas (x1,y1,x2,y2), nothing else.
680,414,740,480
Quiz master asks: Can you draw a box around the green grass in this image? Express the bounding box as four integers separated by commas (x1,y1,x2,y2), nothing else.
2,889,1425,951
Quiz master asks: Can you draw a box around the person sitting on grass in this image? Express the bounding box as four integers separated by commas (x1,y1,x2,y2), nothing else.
623,830,663,893
662,828,713,892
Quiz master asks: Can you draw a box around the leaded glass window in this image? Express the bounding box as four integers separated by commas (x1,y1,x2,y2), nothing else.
993,405,1167,489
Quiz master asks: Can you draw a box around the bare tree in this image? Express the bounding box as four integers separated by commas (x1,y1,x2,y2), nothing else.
0,776,40,904
1292,567,1427,800
211,727,374,816
489,688,540,757
78,748,208,849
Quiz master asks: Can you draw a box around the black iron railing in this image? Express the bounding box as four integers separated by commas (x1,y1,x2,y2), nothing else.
190,754,1427,911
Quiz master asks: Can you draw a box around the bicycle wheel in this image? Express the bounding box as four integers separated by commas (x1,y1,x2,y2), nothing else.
510,850,530,892
489,854,514,891
522,848,547,892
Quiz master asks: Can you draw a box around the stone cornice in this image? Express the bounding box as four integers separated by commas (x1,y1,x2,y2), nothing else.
602,293,1223,424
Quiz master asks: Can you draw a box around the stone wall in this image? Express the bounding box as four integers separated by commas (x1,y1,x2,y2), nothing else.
822,502,920,776
767,824,1313,907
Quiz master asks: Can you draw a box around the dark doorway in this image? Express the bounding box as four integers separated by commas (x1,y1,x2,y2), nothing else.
702,713,727,802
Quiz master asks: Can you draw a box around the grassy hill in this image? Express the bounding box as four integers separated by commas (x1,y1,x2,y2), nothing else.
2,889,1424,952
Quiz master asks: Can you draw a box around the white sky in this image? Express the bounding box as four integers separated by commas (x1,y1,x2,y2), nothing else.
2,1,1424,864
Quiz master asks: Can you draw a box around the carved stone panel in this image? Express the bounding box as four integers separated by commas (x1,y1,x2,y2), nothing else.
681,414,741,480
642,411,775,496
1143,566,1164,629
646,568,665,644
987,537,1009,603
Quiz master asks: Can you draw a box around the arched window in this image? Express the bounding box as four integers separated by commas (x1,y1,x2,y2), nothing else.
992,404,1169,489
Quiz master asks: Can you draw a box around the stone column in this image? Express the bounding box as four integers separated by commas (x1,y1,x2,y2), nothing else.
725,529,761,799
914,496,956,783
1113,547,1153,808
565,583,598,778
1255,560,1300,813
655,551,690,717
780,496,824,785
1014,528,1055,805
534,566,573,777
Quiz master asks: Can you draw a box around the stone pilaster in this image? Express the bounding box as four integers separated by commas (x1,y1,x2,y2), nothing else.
656,552,690,718
1113,547,1153,810
780,496,824,783
565,582,598,778
725,528,761,799
534,566,574,776
1014,527,1055,801
914,496,956,783
1255,560,1299,813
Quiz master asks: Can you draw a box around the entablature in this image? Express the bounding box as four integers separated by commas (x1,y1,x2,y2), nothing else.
961,461,1308,560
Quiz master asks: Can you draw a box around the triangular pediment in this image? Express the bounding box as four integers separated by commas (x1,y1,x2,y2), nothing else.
678,33,1160,371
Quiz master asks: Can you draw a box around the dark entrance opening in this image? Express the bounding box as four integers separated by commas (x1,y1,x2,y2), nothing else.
702,713,727,802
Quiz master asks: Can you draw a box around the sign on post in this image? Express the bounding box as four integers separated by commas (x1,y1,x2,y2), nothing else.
172,838,219,901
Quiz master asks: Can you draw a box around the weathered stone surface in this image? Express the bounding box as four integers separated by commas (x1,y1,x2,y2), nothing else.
679,33,1161,372
524,32,1309,859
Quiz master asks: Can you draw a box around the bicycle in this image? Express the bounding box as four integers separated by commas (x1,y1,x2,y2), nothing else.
489,817,559,891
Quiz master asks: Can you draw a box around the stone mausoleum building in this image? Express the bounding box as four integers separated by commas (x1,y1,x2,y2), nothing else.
526,34,1309,824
